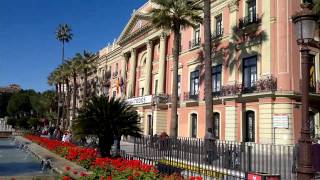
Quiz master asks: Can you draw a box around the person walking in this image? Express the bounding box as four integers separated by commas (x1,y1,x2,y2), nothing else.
48,125,55,139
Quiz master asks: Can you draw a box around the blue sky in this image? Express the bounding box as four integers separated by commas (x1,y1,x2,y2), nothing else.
0,0,146,92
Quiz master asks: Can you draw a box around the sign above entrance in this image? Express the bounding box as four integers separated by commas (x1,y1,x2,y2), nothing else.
126,95,153,105
273,115,289,129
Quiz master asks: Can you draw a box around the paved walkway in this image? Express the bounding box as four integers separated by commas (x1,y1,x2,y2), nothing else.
15,136,90,179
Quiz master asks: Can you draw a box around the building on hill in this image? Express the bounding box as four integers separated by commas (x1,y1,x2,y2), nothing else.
0,84,21,93
72,0,320,145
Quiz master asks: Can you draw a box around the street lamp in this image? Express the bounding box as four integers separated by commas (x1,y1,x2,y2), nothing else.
292,3,318,180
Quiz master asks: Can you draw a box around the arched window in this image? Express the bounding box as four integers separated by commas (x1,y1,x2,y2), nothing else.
191,113,197,138
244,111,255,142
148,115,153,136
213,112,220,139
310,111,316,139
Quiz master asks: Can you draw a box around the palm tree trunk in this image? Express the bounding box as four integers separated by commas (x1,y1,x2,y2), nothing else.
62,40,65,63
65,78,70,129
83,69,88,104
170,24,180,137
72,73,77,127
58,82,62,126
204,0,213,130
116,136,121,157
55,84,59,126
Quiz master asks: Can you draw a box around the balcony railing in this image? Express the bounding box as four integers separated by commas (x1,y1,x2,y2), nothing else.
189,38,201,49
238,14,262,29
112,71,118,78
256,76,277,92
184,92,199,101
211,28,224,40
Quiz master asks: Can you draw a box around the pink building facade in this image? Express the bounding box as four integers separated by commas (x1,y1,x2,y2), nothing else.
78,0,320,145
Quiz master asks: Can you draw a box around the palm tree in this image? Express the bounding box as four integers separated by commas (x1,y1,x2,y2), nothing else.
150,0,202,137
60,62,72,129
78,51,95,104
73,95,141,157
69,54,82,126
55,24,73,63
203,0,213,131
48,68,63,125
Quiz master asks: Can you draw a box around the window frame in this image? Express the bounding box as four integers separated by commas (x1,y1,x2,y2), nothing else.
212,65,222,96
191,113,198,138
190,70,200,96
243,56,257,92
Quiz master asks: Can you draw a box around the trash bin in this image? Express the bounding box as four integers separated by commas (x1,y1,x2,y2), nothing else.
247,172,280,180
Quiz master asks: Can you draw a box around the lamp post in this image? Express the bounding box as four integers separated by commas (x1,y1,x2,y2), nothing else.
292,3,318,180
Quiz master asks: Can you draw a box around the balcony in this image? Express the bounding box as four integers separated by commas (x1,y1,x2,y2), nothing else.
112,71,118,78
189,38,201,49
211,28,224,40
183,92,199,101
238,14,262,29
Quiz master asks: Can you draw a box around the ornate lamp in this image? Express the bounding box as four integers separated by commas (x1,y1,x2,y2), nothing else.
292,3,318,180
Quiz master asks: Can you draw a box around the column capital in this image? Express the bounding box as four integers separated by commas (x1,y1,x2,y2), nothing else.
160,32,168,40
131,48,137,54
147,39,154,48
228,0,239,12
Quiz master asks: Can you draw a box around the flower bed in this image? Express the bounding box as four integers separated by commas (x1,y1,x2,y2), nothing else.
25,135,203,180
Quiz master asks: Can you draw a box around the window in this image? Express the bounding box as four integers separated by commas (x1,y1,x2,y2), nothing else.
247,0,256,22
243,56,257,92
212,65,222,96
244,111,255,142
310,112,316,139
310,55,316,92
178,75,181,97
191,113,197,138
141,88,144,96
148,115,153,136
213,113,220,139
215,14,223,37
154,80,158,95
190,70,200,97
189,24,201,49
194,24,200,43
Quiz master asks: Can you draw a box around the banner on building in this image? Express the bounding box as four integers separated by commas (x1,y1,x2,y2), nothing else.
273,114,289,129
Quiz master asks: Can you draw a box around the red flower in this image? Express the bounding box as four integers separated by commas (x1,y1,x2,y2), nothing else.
107,176,112,180
62,176,71,180
65,166,71,171
80,172,87,177
127,175,134,180
134,172,140,177
72,170,78,175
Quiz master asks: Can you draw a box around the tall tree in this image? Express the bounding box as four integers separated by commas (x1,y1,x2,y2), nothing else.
78,51,95,104
48,67,63,126
55,24,73,63
203,0,213,131
150,0,202,137
69,54,82,126
60,62,72,129
73,95,141,157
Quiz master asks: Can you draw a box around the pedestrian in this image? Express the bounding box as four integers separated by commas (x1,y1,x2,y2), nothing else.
55,127,62,141
204,128,215,164
48,124,55,139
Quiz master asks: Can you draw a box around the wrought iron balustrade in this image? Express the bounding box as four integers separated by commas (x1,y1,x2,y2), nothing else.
238,14,262,29
184,92,199,101
211,28,224,39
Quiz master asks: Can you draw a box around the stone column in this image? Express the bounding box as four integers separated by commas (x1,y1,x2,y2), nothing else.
158,32,167,94
145,40,153,95
122,53,128,96
128,49,137,97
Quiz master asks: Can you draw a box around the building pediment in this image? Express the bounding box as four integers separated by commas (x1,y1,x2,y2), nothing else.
118,12,152,45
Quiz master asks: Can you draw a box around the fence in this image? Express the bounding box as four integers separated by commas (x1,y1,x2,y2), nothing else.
122,136,297,180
